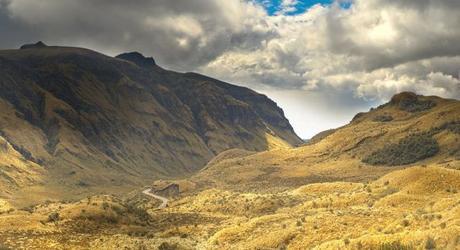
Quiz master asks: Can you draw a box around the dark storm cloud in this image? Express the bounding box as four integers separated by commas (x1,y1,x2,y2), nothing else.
0,0,275,70
1,0,460,137
0,0,37,48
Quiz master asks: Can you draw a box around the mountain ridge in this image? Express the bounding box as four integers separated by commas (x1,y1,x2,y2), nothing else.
0,43,301,204
181,92,460,193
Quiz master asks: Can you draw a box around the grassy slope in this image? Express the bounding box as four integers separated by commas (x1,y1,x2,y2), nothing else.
2,165,460,249
2,93,460,249
0,46,301,206
190,93,460,192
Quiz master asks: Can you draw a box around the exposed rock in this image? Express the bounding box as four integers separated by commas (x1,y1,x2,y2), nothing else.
390,92,436,112
0,45,302,201
115,52,155,68
20,41,47,49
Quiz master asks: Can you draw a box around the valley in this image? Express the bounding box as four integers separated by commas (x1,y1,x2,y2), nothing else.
0,43,301,206
2,89,460,249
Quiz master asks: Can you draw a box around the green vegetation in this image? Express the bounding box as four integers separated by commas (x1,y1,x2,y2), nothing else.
158,242,178,250
373,115,394,122
363,133,439,166
47,212,60,223
432,120,460,134
449,145,460,160
424,237,436,250
378,241,415,250
398,98,435,113
0,244,11,250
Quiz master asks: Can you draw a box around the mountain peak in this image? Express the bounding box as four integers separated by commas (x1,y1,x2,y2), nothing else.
20,41,48,49
115,51,155,68
389,92,436,113
389,91,418,104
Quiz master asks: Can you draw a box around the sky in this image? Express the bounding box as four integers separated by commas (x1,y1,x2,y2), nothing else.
1,0,460,139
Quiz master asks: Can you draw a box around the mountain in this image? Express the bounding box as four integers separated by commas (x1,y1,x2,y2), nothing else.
3,93,460,250
0,43,301,205
189,92,460,192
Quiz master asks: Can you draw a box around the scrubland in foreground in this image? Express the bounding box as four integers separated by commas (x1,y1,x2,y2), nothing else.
1,165,460,249
2,93,460,249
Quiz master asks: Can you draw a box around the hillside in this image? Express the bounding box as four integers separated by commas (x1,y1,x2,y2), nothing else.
2,93,460,249
188,92,460,192
0,42,301,205
2,165,460,249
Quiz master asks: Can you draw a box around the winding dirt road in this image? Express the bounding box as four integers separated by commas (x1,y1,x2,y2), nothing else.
142,188,169,209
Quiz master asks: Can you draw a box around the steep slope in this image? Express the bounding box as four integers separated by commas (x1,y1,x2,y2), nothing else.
191,92,460,192
3,92,460,250
0,43,301,204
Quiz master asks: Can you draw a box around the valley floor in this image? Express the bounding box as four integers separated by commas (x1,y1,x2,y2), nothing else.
1,164,460,249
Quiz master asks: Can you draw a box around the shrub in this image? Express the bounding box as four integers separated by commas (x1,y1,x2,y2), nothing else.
438,121,460,134
102,202,109,210
0,244,11,250
378,241,415,250
77,180,89,187
158,242,178,250
448,144,460,160
398,97,435,113
47,212,60,223
425,237,436,250
401,219,409,227
126,204,151,222
363,133,439,166
373,115,394,122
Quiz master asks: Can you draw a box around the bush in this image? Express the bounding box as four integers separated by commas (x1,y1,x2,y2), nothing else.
401,219,409,227
438,121,460,134
158,242,178,250
398,97,435,113
0,244,11,250
102,202,109,210
425,237,436,250
125,204,151,222
373,115,394,122
363,133,439,166
47,212,60,223
378,241,415,250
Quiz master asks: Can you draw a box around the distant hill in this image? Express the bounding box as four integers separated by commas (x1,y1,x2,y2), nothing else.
0,43,301,204
191,92,460,191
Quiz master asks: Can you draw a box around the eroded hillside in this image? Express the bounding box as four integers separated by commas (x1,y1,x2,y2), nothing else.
2,90,460,249
0,43,301,205
190,92,460,192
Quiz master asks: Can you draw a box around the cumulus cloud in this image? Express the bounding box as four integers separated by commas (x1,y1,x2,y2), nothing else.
0,0,274,70
200,0,460,102
1,0,460,137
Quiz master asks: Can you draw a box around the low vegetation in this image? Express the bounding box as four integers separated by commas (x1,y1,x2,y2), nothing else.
377,241,415,250
431,120,460,135
47,211,60,223
398,96,436,113
373,115,394,122
363,133,439,166
0,244,11,250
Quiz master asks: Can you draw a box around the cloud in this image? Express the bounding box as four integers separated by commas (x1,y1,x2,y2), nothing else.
1,0,460,137
201,0,460,100
0,0,273,70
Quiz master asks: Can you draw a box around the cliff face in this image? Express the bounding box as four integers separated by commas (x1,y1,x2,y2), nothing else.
0,44,301,202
